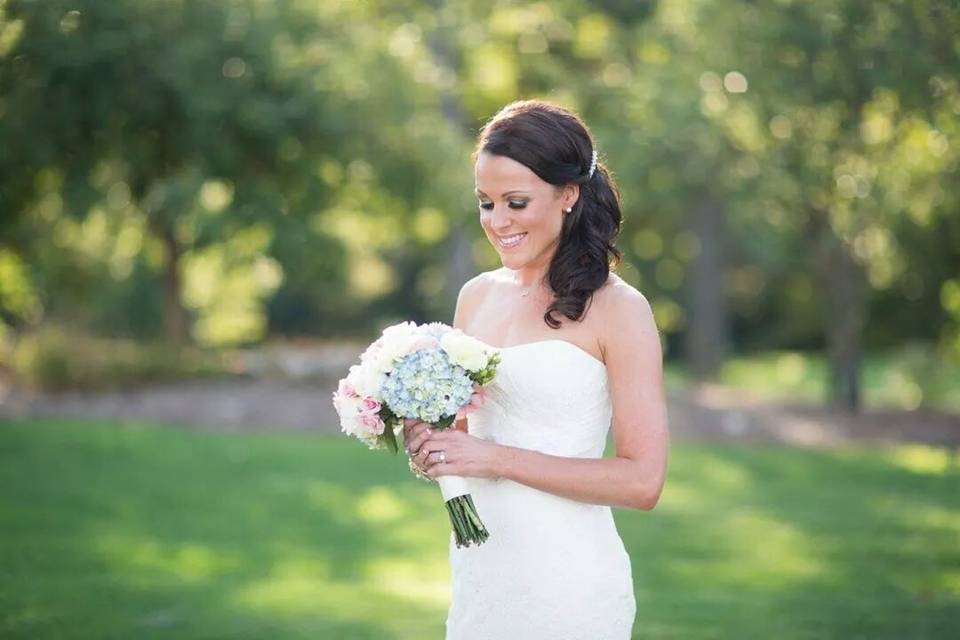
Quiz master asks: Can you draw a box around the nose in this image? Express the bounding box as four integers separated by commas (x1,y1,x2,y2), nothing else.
487,204,515,231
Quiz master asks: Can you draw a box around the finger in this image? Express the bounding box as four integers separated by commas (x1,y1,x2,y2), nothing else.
408,428,434,455
426,429,457,443
414,431,435,457
417,447,432,465
421,450,437,468
414,422,433,437
403,421,428,444
425,451,448,471
404,418,425,435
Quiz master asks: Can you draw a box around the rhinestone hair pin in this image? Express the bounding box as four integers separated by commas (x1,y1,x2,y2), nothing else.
588,149,598,179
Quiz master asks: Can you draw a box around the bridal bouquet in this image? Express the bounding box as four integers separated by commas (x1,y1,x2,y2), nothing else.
331,321,501,548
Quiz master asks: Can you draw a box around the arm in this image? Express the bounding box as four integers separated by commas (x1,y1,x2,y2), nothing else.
493,449,653,509
497,287,669,510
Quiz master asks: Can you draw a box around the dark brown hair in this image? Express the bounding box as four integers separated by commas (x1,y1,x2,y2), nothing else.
473,99,623,329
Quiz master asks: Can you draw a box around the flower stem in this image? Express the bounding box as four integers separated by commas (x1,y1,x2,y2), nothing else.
444,495,490,548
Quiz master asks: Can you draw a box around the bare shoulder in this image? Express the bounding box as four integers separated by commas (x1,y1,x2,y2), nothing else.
459,268,499,302
594,272,651,314
594,273,660,357
454,269,498,330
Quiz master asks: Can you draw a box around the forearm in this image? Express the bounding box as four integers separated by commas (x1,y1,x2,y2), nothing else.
493,444,654,510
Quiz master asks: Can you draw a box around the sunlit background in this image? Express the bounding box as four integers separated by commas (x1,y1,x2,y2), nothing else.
1,1,958,638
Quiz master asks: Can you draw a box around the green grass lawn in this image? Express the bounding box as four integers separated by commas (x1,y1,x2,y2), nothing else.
1,419,958,639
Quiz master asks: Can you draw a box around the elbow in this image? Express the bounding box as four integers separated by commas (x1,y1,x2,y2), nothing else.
628,480,664,511
621,456,667,511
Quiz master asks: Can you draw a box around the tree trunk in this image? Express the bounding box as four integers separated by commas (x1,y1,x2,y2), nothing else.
156,220,190,345
684,195,730,380
809,215,864,413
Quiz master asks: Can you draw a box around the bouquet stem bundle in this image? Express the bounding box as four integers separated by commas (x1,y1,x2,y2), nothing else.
422,417,491,548
445,494,489,548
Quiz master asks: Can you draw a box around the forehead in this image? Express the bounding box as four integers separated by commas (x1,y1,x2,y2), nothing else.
474,152,540,192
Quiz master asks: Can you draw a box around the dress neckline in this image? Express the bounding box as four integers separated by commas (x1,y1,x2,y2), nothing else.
496,339,606,369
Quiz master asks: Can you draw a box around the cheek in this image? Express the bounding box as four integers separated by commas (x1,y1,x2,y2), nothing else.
479,213,493,234
524,209,550,235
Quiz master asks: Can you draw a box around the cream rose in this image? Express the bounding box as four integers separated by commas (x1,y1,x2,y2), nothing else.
346,363,384,398
440,330,494,372
367,321,420,373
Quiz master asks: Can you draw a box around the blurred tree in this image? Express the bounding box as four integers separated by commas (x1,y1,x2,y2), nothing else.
720,0,960,410
1,0,339,344
1,0,956,414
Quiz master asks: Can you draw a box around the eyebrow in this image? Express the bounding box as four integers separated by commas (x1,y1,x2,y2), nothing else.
475,189,530,197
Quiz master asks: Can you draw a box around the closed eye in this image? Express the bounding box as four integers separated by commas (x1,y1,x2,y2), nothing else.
479,201,528,210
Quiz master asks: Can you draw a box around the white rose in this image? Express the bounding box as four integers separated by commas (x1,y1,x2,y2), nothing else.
371,322,420,373
440,330,492,372
381,321,418,344
346,363,384,398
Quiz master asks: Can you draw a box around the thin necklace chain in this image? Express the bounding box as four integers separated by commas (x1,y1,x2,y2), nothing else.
516,275,545,298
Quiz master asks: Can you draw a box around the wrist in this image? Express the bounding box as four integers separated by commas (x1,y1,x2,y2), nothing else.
491,443,512,481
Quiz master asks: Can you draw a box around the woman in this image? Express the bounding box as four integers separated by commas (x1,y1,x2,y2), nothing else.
403,99,670,639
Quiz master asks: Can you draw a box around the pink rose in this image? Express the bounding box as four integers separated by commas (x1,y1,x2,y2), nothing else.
362,396,380,412
337,378,360,399
359,411,385,434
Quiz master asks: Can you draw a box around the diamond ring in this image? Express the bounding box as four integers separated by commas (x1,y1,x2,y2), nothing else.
439,450,446,464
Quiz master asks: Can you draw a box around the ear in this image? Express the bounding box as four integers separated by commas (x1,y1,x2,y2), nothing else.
561,183,580,211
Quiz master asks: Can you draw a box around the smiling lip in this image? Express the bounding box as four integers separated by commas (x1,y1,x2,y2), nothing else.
495,232,528,249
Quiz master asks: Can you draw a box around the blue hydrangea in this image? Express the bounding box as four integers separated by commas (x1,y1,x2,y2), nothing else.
380,346,474,423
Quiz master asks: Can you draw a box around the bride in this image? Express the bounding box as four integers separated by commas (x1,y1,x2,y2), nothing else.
403,99,670,640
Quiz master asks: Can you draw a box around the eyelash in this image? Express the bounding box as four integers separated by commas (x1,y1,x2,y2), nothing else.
479,201,528,210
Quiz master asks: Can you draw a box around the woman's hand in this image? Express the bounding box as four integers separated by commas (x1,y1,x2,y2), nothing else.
402,383,489,472
402,417,435,473
417,428,502,480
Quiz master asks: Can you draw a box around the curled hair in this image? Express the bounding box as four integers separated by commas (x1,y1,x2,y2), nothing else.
473,99,623,329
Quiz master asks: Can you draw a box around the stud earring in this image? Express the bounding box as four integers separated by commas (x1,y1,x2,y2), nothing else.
564,207,572,213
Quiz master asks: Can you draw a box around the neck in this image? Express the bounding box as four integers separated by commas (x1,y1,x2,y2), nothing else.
510,265,549,290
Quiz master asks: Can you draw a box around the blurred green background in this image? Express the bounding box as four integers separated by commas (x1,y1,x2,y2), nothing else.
1,0,958,410
1,1,958,638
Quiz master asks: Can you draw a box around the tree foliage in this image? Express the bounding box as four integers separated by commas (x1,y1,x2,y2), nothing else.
1,0,957,409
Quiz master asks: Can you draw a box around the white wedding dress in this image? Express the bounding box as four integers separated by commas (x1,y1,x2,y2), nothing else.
445,339,636,639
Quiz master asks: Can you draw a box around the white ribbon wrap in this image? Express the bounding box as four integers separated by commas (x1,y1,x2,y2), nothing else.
437,474,470,502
